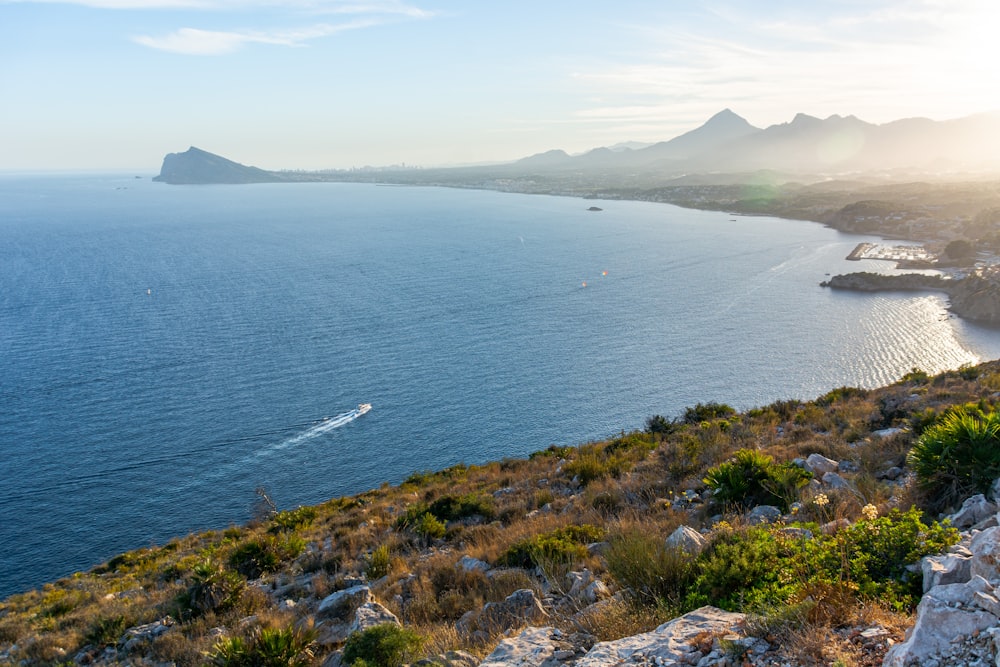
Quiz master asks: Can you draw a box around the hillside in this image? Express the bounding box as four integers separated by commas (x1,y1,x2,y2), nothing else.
6,362,1000,665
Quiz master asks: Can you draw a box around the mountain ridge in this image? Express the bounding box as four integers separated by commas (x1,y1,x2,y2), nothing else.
153,109,1000,184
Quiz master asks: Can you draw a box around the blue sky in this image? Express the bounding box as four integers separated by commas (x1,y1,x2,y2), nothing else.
2,0,999,171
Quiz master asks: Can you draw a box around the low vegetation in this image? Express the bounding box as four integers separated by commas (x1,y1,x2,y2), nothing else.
4,361,1000,666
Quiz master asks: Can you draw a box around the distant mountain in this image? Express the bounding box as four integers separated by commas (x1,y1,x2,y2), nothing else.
154,109,1000,185
153,147,281,184
511,109,1000,175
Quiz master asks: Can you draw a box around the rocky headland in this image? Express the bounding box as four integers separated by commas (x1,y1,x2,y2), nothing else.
821,269,1000,325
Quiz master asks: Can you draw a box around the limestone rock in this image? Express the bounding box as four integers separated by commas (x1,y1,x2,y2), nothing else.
119,617,174,652
822,471,851,490
479,627,562,667
348,601,399,634
883,580,999,666
317,585,373,620
457,555,490,573
922,553,972,593
574,606,745,667
970,526,1000,582
745,505,782,525
464,589,548,636
805,453,838,475
665,525,708,554
947,494,998,530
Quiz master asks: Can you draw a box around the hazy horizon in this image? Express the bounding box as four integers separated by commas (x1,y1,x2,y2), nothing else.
3,0,1000,171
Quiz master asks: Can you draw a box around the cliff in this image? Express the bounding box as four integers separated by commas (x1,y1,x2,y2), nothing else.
153,147,282,184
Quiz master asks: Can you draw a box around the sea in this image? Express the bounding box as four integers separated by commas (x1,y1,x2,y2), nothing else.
2,174,999,599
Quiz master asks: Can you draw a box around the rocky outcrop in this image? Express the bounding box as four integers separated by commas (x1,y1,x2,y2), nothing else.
576,606,749,666
153,146,283,184
821,269,1000,325
884,513,1000,666
820,271,949,292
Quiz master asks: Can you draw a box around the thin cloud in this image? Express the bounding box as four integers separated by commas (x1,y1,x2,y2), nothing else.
4,0,432,13
132,19,379,54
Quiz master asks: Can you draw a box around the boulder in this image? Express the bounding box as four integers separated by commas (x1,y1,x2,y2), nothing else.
922,553,972,593
947,494,998,530
822,471,851,490
884,579,999,666
479,627,563,667
665,525,708,554
348,601,399,634
574,606,745,666
970,526,1000,583
120,617,174,652
745,505,782,525
805,453,838,475
457,555,490,573
467,589,548,636
317,585,373,620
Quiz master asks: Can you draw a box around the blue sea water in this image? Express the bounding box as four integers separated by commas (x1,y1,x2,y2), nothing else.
2,174,999,599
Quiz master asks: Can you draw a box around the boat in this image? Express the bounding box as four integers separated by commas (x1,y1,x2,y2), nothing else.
357,403,372,416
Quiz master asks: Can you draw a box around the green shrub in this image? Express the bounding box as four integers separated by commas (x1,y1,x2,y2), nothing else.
427,493,496,522
703,449,811,511
497,524,604,569
206,626,316,667
684,508,957,613
683,402,736,424
342,623,425,667
181,559,246,616
605,530,696,609
228,534,306,579
269,506,317,533
366,544,392,580
908,407,1000,510
414,512,446,541
84,615,128,647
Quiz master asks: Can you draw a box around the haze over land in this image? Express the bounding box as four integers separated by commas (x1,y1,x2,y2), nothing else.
3,0,1000,172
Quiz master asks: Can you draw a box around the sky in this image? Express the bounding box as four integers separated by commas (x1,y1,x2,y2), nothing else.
2,0,1000,171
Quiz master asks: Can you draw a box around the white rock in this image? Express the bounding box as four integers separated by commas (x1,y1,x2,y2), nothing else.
948,494,998,530
970,527,1000,583
665,525,708,554
317,585,373,620
574,606,744,667
457,555,490,573
805,453,838,475
348,601,399,634
884,581,999,666
479,627,561,667
473,589,548,635
745,505,782,525
822,471,851,490
922,553,972,593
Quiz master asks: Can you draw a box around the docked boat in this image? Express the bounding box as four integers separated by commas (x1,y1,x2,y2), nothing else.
357,403,372,415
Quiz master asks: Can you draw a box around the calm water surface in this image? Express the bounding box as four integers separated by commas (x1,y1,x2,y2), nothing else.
1,175,998,598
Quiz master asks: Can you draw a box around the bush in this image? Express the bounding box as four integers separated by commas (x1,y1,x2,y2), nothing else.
366,544,392,580
206,626,316,667
497,524,604,569
908,407,1000,510
683,402,736,424
181,559,246,616
605,530,696,609
703,449,811,511
269,506,317,533
228,534,306,579
342,623,425,667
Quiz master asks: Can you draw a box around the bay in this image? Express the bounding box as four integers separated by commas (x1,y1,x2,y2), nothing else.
1,174,998,599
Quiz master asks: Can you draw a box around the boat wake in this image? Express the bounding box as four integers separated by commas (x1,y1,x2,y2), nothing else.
277,403,373,449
